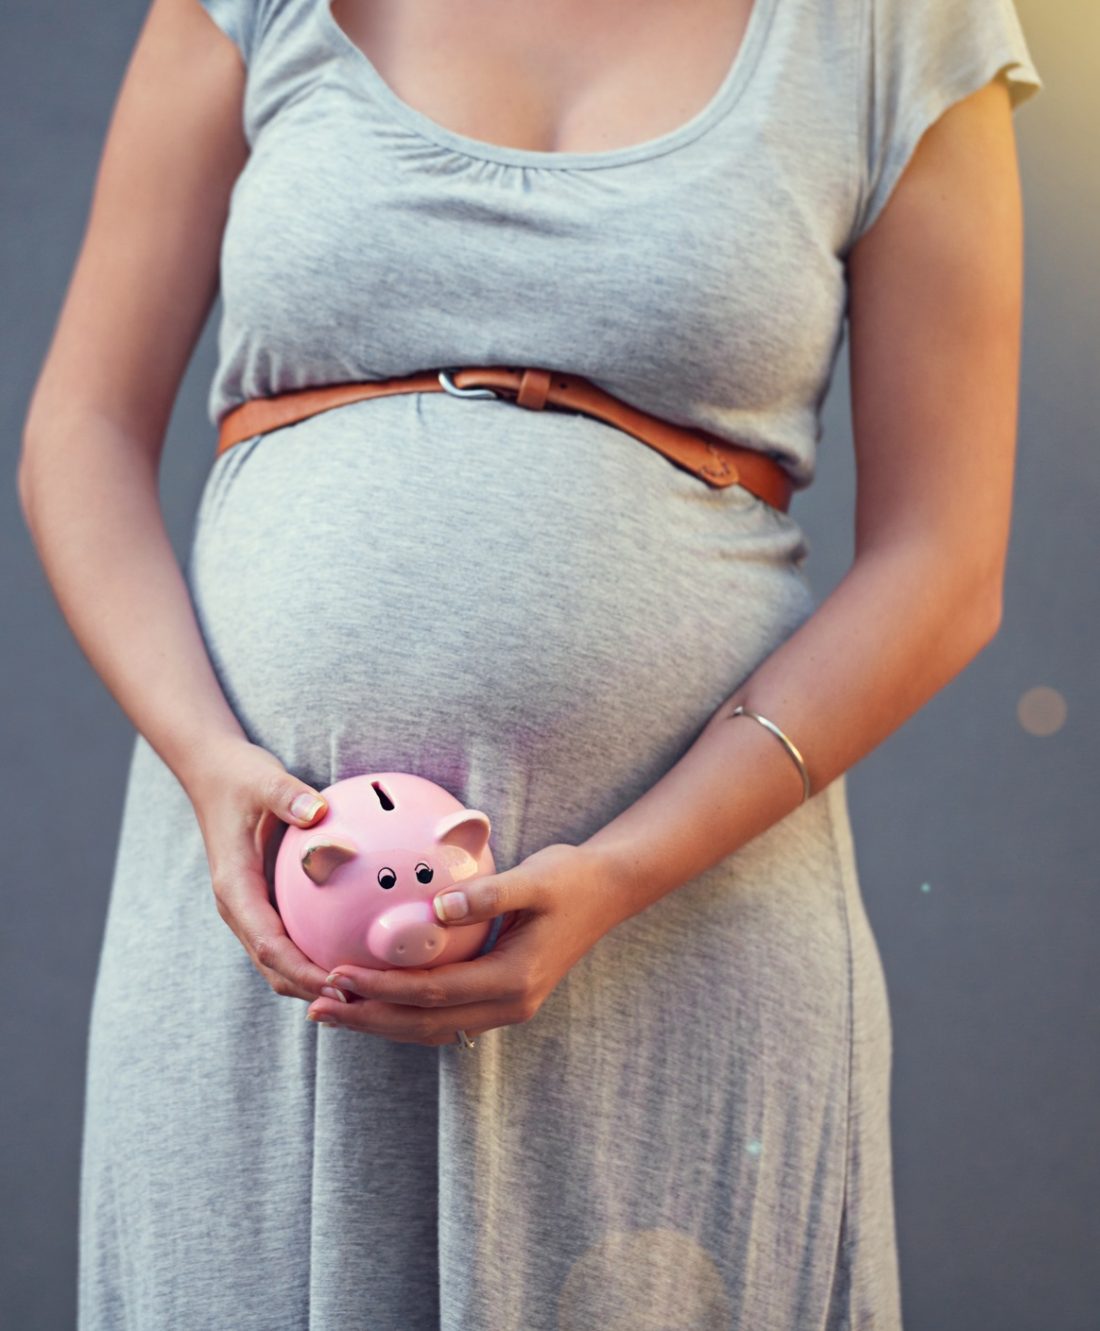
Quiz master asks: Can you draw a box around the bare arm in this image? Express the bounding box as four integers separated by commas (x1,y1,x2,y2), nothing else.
18,0,250,784
18,0,333,1001
583,75,1022,913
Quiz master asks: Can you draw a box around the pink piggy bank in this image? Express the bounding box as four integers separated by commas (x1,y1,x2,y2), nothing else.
273,771,498,973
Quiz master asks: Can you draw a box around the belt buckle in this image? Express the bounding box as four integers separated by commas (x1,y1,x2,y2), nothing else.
437,368,501,400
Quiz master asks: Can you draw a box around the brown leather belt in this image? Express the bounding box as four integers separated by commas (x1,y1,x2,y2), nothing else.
215,366,794,512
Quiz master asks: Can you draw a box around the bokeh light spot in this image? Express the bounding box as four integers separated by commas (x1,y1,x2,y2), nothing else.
1017,686,1067,736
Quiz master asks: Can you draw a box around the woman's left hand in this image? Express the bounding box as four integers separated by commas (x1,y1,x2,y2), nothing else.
305,841,630,1044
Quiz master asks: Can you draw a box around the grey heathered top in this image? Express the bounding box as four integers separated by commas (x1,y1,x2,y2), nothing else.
198,0,1042,493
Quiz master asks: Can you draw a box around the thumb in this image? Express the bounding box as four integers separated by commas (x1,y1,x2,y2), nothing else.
267,772,328,828
431,866,529,926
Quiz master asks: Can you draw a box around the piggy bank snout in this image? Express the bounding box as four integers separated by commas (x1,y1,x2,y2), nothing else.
367,900,448,967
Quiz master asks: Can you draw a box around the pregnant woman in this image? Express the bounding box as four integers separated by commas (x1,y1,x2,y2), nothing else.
18,0,1042,1326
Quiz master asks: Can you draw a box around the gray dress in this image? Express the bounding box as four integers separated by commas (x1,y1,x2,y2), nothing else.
77,0,1042,1326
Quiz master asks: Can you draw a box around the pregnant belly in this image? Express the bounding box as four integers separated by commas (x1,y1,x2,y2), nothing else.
187,393,815,838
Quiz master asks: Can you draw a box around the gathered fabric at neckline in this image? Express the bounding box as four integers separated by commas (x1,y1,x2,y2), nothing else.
313,0,778,171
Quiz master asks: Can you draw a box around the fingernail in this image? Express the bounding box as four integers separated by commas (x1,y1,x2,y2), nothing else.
325,973,358,995
321,985,348,1003
291,792,325,821
434,890,468,922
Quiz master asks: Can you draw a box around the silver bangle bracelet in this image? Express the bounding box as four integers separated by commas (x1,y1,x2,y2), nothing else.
728,704,812,804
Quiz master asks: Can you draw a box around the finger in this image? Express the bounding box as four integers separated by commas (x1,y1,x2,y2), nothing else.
322,950,523,1009
255,958,316,1004
431,863,539,928
260,768,329,829
306,994,526,1044
242,758,328,873
215,860,330,1000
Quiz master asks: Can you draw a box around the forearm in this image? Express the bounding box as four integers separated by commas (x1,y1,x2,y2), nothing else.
582,544,1001,920
18,413,246,790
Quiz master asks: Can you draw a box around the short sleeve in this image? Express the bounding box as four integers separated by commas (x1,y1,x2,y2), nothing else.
194,0,260,66
848,0,1044,246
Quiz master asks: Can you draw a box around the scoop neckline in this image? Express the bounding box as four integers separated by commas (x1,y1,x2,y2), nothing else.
315,0,778,170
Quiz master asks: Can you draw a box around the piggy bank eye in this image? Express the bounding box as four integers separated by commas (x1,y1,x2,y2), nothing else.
415,862,433,884
377,867,396,890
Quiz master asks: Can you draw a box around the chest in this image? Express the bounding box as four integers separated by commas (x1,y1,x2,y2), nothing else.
325,0,757,155
224,0,857,451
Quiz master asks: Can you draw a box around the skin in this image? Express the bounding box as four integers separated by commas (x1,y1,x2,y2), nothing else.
328,0,758,154
19,0,1022,1044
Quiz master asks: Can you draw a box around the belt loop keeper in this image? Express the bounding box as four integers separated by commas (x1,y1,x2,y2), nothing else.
213,368,792,510
516,368,552,410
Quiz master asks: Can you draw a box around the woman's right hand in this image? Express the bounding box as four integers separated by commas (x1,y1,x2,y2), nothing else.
184,734,336,1003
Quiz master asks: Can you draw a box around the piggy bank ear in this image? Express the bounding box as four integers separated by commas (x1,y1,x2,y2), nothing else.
433,809,491,859
300,839,358,886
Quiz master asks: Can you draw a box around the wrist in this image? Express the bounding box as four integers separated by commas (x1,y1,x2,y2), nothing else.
578,833,666,927
169,725,255,798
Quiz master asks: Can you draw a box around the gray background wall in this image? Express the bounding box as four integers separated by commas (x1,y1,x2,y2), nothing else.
2,3,1095,1328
